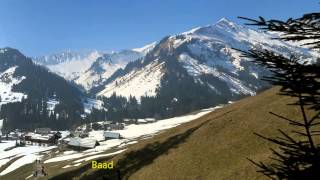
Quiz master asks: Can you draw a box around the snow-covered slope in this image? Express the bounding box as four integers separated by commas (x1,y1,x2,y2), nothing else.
96,18,317,100
0,66,27,106
178,53,256,96
132,41,157,55
97,60,165,98
83,98,104,114
75,50,144,91
33,46,154,91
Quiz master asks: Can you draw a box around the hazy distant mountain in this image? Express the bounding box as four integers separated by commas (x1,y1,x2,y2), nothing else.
33,43,157,91
33,50,102,81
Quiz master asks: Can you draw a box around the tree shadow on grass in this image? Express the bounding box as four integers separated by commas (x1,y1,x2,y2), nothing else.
80,120,211,180
49,159,109,180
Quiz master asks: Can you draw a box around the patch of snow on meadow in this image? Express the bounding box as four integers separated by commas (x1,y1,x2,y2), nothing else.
0,154,43,176
111,106,221,139
0,142,56,176
74,149,126,163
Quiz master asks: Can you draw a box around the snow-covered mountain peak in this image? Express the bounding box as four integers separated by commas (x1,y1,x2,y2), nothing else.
33,50,103,80
34,50,101,65
132,42,157,55
95,18,318,101
165,19,249,51
33,47,147,91
166,18,314,58
216,17,237,26
184,19,246,40
181,18,236,36
181,27,202,35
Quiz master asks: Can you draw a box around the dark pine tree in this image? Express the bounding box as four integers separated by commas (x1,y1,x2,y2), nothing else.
238,13,320,179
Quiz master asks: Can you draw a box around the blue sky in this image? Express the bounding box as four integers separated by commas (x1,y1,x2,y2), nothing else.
0,0,318,57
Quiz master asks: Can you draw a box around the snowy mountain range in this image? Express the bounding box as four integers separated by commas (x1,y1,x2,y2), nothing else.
32,18,318,102
94,18,317,100
1,18,318,130
33,50,102,81
33,43,157,91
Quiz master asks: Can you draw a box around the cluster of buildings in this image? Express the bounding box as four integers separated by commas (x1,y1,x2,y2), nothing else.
67,131,121,150
66,118,157,149
0,117,158,150
0,128,62,147
65,121,126,150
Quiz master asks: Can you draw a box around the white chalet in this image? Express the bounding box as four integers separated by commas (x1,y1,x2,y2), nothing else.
68,137,99,149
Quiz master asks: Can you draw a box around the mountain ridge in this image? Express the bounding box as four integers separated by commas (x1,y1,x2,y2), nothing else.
32,43,157,91
95,18,316,101
12,18,319,126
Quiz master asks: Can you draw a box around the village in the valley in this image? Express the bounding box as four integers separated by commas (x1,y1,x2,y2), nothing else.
0,118,153,177
0,107,216,178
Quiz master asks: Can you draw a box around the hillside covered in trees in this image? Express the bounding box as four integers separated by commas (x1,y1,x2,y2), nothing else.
0,48,85,131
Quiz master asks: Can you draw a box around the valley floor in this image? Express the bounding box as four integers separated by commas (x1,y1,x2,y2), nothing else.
0,106,220,180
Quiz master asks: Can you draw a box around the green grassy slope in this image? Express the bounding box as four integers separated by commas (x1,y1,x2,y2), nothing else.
52,87,317,180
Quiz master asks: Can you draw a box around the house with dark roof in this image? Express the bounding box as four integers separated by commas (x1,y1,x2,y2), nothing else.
104,131,121,140
20,132,60,147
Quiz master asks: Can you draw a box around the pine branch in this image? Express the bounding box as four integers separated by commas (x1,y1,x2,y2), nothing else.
269,112,305,126
241,12,320,179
